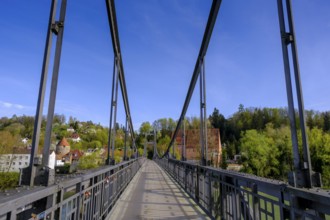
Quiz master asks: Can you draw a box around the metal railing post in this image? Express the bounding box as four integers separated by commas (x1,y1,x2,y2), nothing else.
252,183,260,220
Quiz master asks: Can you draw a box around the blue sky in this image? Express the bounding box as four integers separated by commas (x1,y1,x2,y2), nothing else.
0,1,329,130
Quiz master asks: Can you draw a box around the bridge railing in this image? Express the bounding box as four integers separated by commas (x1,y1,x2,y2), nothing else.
0,158,145,220
157,158,330,220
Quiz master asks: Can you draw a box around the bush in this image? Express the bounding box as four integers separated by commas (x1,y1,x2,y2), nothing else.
78,153,99,170
0,172,19,190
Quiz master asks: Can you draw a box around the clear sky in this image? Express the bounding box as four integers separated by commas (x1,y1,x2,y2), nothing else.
0,1,329,130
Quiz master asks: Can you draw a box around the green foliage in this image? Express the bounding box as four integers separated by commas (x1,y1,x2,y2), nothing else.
53,114,66,125
308,128,330,187
170,145,181,159
240,129,279,177
0,172,19,190
115,129,125,149
153,118,177,137
209,108,226,142
209,106,290,159
4,123,24,136
95,129,108,146
221,148,228,169
56,163,72,174
114,149,122,163
53,123,68,140
1,107,330,187
157,135,171,156
0,131,20,153
239,125,281,179
78,153,99,170
139,122,152,134
137,148,144,156
267,125,292,180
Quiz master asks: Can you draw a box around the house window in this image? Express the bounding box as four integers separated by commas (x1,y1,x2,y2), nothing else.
19,162,22,165
6,162,9,165
13,162,15,165
25,156,28,159
25,162,28,165
19,156,22,159
7,156,10,159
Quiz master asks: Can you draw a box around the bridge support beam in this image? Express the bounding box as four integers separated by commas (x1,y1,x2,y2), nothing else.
153,129,158,159
107,56,119,165
105,0,136,156
199,58,208,166
277,0,321,188
123,117,129,161
21,0,67,187
181,118,186,161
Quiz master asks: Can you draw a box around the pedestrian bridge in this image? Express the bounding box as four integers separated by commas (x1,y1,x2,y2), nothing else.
1,0,330,219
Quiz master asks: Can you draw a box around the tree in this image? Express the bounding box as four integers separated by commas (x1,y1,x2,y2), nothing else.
78,153,99,170
4,123,24,136
265,124,292,180
0,172,19,190
308,128,330,187
95,129,108,146
221,148,228,169
53,114,66,125
153,118,177,138
139,122,152,134
240,129,279,177
157,135,171,156
19,115,34,138
238,104,244,113
209,108,226,142
322,111,330,132
187,116,200,129
0,131,20,153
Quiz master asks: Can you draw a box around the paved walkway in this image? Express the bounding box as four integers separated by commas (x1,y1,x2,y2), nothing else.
108,160,210,220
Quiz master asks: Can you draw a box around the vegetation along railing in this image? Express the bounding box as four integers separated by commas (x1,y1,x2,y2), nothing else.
0,158,145,220
157,158,330,220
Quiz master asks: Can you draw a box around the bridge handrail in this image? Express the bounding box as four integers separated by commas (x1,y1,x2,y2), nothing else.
156,158,330,219
0,158,145,219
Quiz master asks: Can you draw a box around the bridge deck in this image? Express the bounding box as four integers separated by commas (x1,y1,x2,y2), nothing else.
108,160,210,220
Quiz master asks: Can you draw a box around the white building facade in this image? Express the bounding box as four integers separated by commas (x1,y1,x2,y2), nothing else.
0,154,30,172
0,152,56,172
